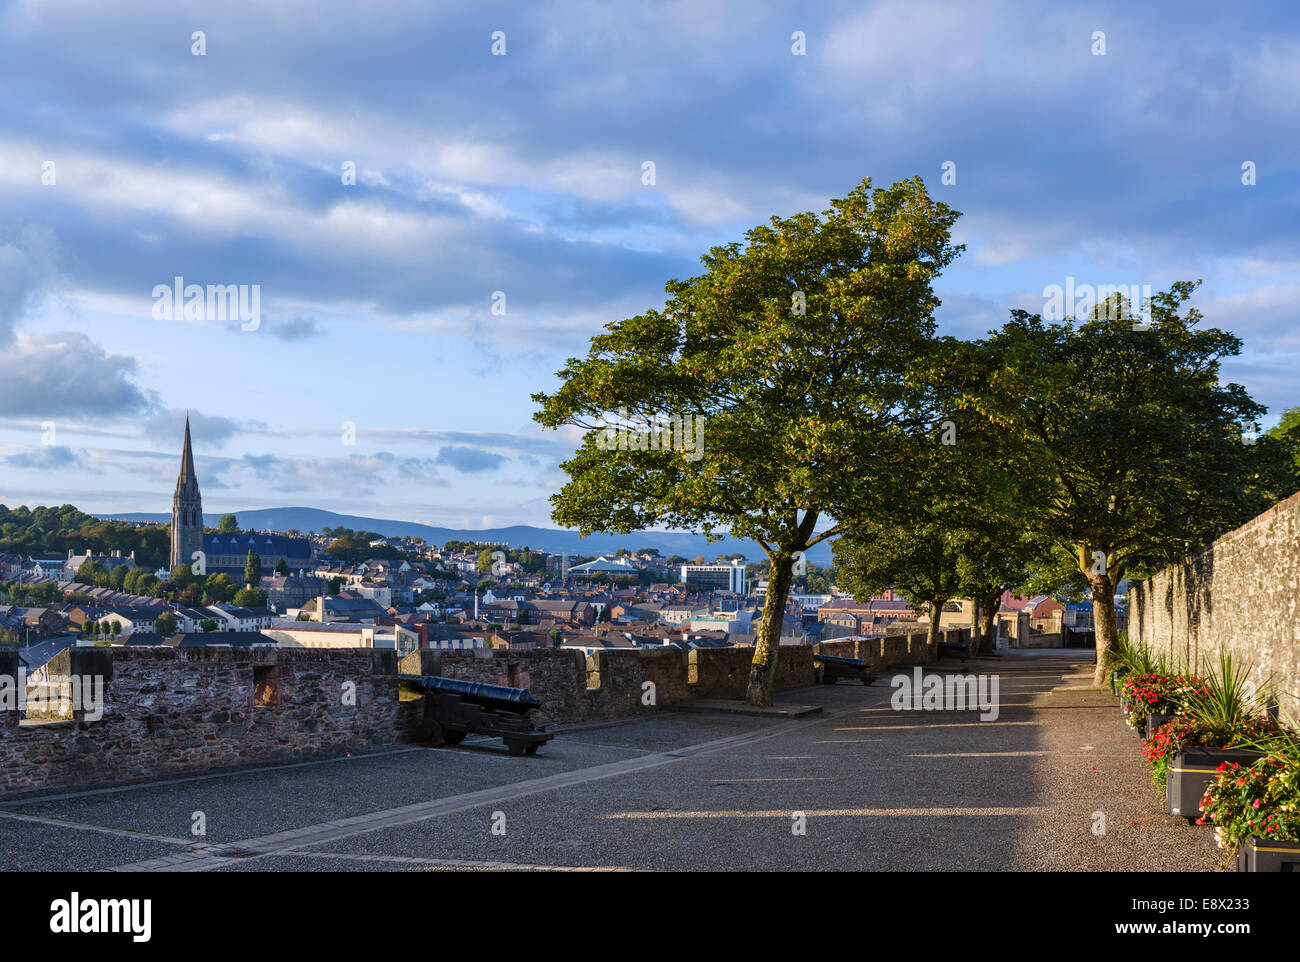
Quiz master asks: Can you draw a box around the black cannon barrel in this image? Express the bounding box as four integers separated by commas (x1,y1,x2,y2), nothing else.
813,654,868,669
398,674,541,713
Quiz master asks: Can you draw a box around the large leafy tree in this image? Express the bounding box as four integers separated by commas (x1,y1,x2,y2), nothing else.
834,519,963,650
977,283,1299,684
534,176,962,705
835,338,1047,654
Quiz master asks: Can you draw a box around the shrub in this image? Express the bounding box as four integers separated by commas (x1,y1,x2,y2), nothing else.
1121,673,1207,732
1143,715,1281,792
1198,756,1300,862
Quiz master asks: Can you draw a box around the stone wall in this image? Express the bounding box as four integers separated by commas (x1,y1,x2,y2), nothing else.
1129,490,1300,718
0,646,413,800
0,635,942,800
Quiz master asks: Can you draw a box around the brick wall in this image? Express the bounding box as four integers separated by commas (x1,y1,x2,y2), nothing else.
1129,490,1300,718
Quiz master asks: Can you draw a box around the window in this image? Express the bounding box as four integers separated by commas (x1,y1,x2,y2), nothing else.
253,665,281,707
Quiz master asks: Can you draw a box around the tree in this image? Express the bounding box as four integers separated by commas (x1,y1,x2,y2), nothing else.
234,587,268,608
244,551,262,590
171,563,195,586
200,618,219,632
534,178,960,704
978,283,1299,684
217,514,239,533
203,572,236,604
154,612,177,635
476,548,495,574
1266,405,1300,474
835,521,962,651
274,558,290,577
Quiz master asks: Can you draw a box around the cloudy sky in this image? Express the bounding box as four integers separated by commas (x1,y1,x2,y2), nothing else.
1,0,1297,528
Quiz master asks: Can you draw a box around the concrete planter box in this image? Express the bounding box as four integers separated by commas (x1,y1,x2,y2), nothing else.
1166,748,1265,821
1146,713,1177,739
1236,836,1300,872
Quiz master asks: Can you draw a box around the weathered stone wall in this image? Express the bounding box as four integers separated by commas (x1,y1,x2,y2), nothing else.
1129,490,1300,718
0,646,414,799
1,636,941,799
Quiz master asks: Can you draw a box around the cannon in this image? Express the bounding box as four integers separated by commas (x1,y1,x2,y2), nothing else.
399,674,553,756
938,641,970,662
813,654,876,686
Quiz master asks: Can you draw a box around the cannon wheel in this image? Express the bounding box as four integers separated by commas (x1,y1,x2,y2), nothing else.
419,718,445,746
505,740,527,756
523,743,539,756
442,729,466,745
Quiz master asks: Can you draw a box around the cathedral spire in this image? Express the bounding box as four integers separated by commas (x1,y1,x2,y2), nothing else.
178,414,196,484
170,416,204,573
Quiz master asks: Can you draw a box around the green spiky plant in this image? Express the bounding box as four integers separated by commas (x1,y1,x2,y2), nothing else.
1183,651,1271,732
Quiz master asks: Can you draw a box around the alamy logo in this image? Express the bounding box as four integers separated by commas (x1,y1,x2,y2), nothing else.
593,408,705,462
890,667,1000,721
50,892,151,942
1042,277,1152,328
0,669,104,721
152,276,261,330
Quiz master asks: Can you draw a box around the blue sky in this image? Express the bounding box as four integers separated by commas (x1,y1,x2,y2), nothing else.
1,0,1297,528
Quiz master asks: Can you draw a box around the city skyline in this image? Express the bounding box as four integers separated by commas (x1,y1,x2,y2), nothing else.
2,0,1298,529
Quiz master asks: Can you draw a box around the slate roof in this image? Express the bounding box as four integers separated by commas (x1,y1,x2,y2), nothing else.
202,533,311,557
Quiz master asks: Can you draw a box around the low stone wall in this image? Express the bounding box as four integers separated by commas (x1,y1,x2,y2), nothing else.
1129,490,1300,718
0,646,413,800
0,635,942,800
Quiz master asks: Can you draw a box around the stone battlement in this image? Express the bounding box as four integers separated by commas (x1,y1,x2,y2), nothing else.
0,631,947,800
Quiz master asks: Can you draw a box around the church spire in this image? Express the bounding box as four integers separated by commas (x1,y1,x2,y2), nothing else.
179,414,196,484
170,415,204,573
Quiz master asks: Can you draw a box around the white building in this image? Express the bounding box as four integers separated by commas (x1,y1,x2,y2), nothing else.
679,562,746,594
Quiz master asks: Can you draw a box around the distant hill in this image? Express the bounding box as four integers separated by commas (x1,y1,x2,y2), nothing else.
99,506,837,565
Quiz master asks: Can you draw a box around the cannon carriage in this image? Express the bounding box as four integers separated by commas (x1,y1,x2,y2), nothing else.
812,653,876,686
399,674,554,756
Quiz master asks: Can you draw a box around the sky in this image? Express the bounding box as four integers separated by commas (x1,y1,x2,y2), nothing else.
1,0,1298,530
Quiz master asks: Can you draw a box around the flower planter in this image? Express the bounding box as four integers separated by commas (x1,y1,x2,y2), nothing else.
1166,748,1265,821
1146,713,1177,739
1236,836,1300,872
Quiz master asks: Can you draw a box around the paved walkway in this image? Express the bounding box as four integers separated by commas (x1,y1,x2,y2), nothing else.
0,651,1222,871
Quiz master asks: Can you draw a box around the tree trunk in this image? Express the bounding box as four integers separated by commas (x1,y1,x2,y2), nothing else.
746,551,794,707
1090,572,1118,686
979,596,998,654
926,599,945,650
969,600,982,654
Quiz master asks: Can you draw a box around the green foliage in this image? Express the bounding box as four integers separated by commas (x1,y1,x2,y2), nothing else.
976,283,1297,680
200,618,219,632
216,514,239,533
234,587,268,608
1200,756,1300,860
534,175,963,703
0,504,169,568
244,551,262,589
1182,651,1272,733
1265,405,1300,476
154,611,178,635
